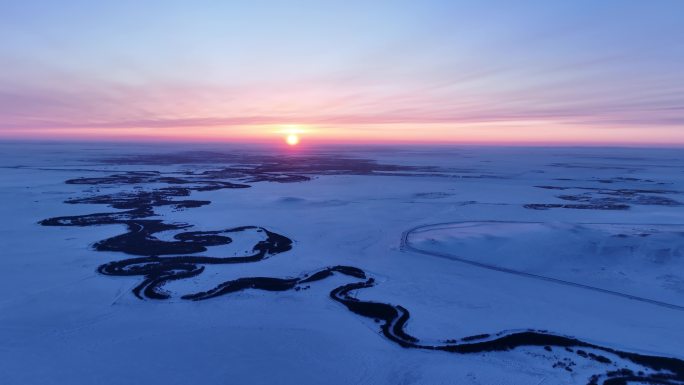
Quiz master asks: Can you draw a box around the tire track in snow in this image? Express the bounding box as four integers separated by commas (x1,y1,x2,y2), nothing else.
401,221,684,311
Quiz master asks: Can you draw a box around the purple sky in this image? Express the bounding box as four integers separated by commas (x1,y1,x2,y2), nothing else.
1,0,683,144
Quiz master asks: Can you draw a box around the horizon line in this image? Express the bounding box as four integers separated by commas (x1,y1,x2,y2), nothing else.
2,137,684,150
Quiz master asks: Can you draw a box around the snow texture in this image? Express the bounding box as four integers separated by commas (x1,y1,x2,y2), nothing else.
1,142,683,385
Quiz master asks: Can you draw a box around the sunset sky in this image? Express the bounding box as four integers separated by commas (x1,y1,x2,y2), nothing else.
1,0,683,145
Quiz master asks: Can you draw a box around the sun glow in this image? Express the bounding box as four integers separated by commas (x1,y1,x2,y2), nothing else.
280,125,306,146
286,134,300,146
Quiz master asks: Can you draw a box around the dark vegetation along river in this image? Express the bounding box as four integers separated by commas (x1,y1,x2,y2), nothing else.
40,153,684,385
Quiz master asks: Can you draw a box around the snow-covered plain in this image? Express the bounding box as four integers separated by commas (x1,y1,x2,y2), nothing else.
1,142,683,384
407,221,684,308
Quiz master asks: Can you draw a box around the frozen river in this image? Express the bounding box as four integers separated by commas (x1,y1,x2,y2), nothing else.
1,142,684,384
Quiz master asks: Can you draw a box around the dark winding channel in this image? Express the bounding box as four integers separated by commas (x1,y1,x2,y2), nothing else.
39,155,684,385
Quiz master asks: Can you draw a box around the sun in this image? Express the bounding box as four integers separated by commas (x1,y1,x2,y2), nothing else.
286,134,300,146
279,124,306,146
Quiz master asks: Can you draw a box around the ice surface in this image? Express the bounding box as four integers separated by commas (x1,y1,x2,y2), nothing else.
1,142,683,385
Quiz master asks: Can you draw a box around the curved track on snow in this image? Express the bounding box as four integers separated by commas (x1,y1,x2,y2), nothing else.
401,220,684,312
